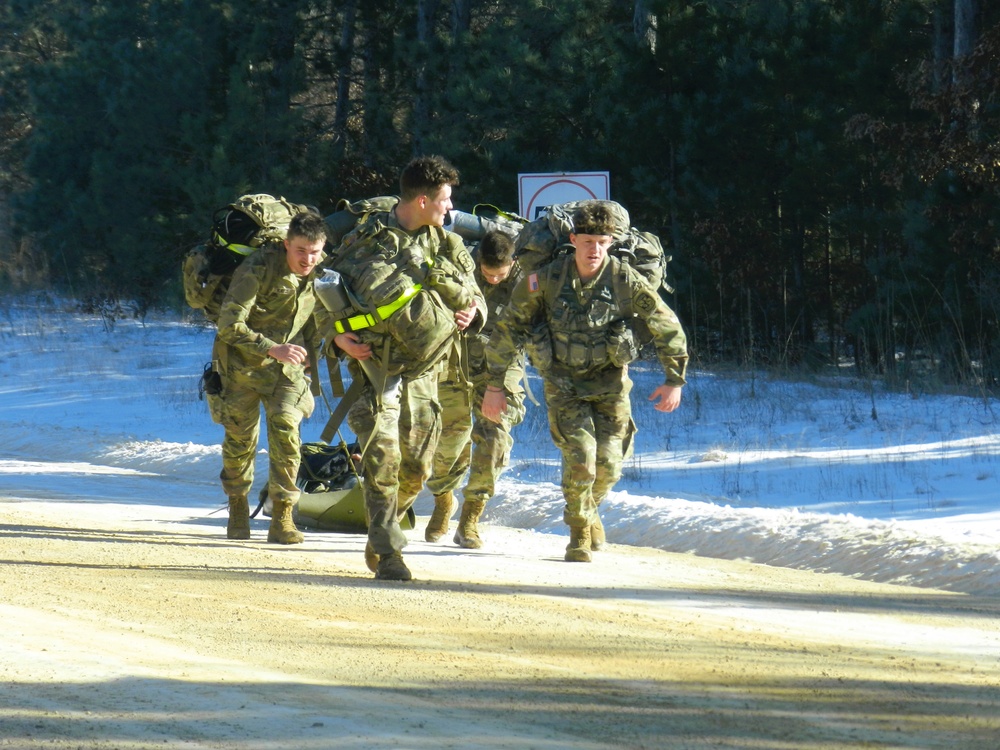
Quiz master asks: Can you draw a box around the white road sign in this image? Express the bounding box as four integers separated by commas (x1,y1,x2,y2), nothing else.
518,172,610,220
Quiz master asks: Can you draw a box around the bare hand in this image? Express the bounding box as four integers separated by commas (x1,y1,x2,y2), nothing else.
454,301,478,331
481,389,508,423
268,343,309,365
649,385,682,413
334,332,372,361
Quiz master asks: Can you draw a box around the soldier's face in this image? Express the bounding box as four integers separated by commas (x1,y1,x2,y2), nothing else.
570,233,613,280
480,263,512,286
420,184,454,227
284,235,325,276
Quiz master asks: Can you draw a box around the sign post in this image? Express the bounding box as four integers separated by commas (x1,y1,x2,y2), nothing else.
518,172,610,220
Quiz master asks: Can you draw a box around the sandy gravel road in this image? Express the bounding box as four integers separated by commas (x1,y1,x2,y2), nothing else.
1,499,998,749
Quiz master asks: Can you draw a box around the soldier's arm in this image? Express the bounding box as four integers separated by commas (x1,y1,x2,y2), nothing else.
485,273,543,390
216,259,281,359
441,233,487,332
628,271,689,387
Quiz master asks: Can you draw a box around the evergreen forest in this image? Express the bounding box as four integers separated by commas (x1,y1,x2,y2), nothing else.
1,0,999,386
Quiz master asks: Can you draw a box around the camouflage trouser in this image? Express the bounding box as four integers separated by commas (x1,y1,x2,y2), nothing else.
543,374,635,528
347,364,441,556
461,380,526,506
424,373,474,497
219,371,314,504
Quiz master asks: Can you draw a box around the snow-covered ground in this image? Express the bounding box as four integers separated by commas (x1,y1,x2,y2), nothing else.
1,298,997,595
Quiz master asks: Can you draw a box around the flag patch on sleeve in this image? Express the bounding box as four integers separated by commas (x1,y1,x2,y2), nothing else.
528,273,539,293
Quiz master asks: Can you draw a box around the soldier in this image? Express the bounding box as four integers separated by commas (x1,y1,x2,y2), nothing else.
215,210,328,544
328,155,485,581
420,230,528,548
482,203,688,562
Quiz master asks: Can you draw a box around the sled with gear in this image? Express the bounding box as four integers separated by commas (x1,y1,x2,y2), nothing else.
255,439,416,533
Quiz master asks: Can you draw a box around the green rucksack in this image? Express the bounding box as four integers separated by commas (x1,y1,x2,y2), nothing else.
182,193,315,323
514,199,672,294
324,195,399,247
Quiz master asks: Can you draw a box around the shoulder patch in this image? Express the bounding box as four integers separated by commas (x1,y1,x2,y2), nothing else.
634,288,658,315
527,273,540,293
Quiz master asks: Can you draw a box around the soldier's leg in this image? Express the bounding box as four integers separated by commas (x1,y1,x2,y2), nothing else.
219,382,262,500
591,391,634,504
261,374,314,544
218,381,261,539
455,385,526,548
422,373,472,541
360,378,409,558
425,374,473,497
542,381,599,529
395,369,443,517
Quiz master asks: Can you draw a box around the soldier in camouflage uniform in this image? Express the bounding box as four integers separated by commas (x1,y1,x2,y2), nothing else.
327,156,485,581
420,230,527,548
215,211,328,544
483,203,688,562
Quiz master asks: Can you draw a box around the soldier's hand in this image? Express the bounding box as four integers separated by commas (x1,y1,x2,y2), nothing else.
268,343,308,365
481,388,508,423
454,300,478,331
649,384,682,413
334,332,372,361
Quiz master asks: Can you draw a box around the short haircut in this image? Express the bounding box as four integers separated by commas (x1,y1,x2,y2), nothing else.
399,155,460,202
479,229,516,267
572,203,618,237
287,210,328,244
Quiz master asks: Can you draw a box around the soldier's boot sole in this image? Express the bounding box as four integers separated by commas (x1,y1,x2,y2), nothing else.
227,496,251,540
424,491,455,542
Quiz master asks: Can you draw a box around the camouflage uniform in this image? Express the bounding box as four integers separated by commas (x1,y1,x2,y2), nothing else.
328,211,484,558
428,259,527,506
487,254,687,529
215,244,320,505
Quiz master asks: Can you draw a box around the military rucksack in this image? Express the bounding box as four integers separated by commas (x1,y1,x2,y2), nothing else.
182,193,315,323
324,195,399,247
514,199,672,294
316,217,476,380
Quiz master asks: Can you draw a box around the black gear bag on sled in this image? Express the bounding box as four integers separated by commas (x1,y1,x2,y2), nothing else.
256,441,415,532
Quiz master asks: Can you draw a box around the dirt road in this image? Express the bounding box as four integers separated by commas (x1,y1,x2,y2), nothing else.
2,499,998,749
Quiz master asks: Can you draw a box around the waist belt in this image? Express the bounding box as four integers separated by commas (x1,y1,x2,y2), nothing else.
333,284,422,334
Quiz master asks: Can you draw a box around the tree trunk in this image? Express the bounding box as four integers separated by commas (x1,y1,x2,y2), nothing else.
634,0,657,53
413,0,441,154
451,0,470,38
953,0,979,59
332,0,359,158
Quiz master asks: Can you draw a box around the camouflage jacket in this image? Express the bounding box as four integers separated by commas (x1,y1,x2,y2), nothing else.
486,254,688,393
467,255,526,392
215,243,322,393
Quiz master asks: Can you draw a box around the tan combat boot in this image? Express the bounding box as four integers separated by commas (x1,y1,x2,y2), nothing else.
590,514,606,551
227,495,251,540
453,500,486,549
565,525,593,562
424,491,455,542
375,552,412,581
267,499,304,544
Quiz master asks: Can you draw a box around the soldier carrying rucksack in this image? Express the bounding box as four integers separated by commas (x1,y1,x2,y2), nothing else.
316,155,486,582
